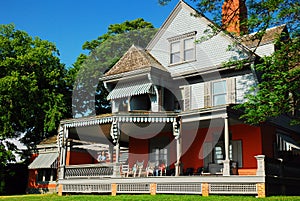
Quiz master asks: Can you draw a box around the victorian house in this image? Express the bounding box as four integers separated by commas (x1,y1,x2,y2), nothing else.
28,0,300,197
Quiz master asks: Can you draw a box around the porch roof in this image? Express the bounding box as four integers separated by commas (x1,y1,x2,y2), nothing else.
28,152,58,169
107,79,155,100
60,113,178,128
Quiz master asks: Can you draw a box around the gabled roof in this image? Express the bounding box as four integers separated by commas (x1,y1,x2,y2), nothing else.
147,0,200,51
241,25,287,48
146,0,253,57
105,45,167,76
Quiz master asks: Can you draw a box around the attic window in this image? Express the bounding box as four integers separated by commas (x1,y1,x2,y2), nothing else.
169,32,196,65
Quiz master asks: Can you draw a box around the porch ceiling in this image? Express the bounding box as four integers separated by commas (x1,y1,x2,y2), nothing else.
69,124,114,144
120,122,172,139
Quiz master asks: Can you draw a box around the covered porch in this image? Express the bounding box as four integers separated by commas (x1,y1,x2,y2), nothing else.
58,106,244,178
56,107,268,197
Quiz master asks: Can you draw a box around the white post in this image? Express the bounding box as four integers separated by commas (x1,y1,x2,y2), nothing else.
173,119,181,176
223,117,230,176
255,155,266,176
59,126,68,180
115,142,120,163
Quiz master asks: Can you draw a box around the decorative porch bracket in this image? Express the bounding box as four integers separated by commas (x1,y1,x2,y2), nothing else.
110,119,121,177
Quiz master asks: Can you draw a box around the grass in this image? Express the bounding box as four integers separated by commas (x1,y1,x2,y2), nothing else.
1,194,300,201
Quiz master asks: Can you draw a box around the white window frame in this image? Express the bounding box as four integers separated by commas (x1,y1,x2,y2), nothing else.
37,168,57,183
168,31,196,65
212,80,227,106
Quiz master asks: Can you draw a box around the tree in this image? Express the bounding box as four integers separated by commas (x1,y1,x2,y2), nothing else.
159,0,300,125
70,18,157,117
0,24,68,168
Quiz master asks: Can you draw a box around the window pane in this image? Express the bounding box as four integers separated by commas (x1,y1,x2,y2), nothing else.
171,52,180,63
214,94,226,106
184,38,194,49
52,169,57,181
184,49,194,61
44,169,51,181
37,170,44,182
213,81,226,94
171,42,180,53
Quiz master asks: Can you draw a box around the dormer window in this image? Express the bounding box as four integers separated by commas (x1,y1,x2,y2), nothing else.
169,31,196,65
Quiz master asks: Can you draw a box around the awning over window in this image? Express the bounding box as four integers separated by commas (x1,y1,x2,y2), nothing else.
28,153,58,169
107,80,155,100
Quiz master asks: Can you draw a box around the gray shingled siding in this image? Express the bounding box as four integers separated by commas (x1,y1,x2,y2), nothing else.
236,73,257,103
149,6,249,77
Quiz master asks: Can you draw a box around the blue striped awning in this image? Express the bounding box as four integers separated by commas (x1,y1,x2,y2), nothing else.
28,153,58,169
107,80,154,100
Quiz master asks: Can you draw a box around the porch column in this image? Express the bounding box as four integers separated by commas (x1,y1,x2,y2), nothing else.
223,116,230,176
59,125,68,180
109,145,114,163
110,120,120,163
173,118,181,176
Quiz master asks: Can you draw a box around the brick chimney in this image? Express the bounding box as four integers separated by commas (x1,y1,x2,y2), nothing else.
222,0,247,35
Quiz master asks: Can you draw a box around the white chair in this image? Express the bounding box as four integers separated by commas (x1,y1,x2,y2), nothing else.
135,160,144,177
146,161,156,177
121,164,130,177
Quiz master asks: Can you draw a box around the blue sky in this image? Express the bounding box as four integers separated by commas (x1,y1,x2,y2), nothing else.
1,0,198,67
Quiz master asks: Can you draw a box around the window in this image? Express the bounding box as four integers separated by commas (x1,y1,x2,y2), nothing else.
184,38,195,61
203,140,243,168
149,136,169,166
212,80,227,106
214,145,224,164
130,94,151,111
150,148,168,166
37,169,57,182
169,31,196,64
171,42,180,64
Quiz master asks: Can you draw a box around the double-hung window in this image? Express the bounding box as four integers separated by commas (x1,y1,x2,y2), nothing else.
212,80,227,106
169,31,196,65
184,38,195,61
171,41,180,64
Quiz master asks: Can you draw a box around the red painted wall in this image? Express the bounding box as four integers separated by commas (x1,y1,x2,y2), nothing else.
67,151,95,165
128,137,149,168
231,124,262,168
128,132,176,169
127,123,263,172
180,127,207,170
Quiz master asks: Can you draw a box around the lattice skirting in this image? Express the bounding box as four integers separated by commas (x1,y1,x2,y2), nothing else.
63,184,111,193
60,182,259,195
156,183,202,194
117,183,150,193
209,183,257,194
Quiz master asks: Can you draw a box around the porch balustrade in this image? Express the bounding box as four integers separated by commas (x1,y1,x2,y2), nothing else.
64,164,115,178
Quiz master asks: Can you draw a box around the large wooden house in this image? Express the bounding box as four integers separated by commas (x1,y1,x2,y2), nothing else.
28,0,300,197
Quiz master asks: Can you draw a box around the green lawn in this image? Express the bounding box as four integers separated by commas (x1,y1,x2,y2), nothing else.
1,194,300,201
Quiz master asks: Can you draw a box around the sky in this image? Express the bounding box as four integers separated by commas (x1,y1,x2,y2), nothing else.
0,0,198,68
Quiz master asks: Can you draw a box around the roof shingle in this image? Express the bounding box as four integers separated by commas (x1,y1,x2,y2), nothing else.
105,45,166,76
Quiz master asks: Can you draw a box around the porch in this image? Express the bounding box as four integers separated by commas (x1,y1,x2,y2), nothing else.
59,168,264,197
57,154,266,197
